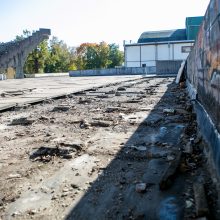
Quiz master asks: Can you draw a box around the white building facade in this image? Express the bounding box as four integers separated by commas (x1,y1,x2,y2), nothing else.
124,40,194,68
124,17,203,73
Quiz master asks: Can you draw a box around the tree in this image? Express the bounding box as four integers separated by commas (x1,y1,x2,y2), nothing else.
95,42,111,69
15,30,124,73
85,44,97,69
68,47,77,71
44,37,72,73
74,42,124,70
15,30,49,74
15,29,31,41
108,44,124,68
74,43,96,70
24,40,49,73
16,32,75,74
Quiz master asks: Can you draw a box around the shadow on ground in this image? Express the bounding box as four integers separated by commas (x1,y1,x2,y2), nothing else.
66,80,190,220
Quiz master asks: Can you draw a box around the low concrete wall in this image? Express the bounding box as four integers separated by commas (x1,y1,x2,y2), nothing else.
187,0,220,176
69,62,183,77
156,60,182,74
69,67,149,77
187,0,220,133
0,74,6,80
194,100,220,175
24,73,69,78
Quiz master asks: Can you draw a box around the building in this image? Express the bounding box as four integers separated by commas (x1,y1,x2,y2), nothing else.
124,16,203,74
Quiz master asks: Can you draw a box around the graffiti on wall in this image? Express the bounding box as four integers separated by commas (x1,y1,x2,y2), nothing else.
187,0,220,132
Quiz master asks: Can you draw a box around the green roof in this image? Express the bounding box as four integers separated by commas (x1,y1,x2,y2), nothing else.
138,29,187,43
186,16,204,40
137,16,204,43
185,16,204,26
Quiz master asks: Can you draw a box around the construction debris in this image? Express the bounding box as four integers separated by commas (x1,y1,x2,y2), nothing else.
163,108,175,114
135,183,147,193
10,117,34,126
0,77,218,219
52,105,70,112
193,183,209,217
159,150,182,190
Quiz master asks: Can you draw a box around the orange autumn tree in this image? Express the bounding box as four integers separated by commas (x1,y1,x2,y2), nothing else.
75,43,96,70
75,42,123,70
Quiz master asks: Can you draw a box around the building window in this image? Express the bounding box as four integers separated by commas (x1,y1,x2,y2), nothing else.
142,64,146,67
181,46,193,53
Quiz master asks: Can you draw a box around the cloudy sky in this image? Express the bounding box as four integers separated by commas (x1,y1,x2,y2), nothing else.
0,0,210,49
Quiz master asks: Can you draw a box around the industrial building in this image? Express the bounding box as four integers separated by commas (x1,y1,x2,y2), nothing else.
124,16,203,73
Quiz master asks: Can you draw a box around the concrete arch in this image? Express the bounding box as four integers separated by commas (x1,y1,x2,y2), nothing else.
0,28,51,79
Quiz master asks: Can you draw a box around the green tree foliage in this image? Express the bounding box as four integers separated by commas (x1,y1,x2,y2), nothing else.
15,29,31,41
15,30,49,74
75,42,124,70
17,30,124,73
83,42,110,69
24,40,49,73
74,43,93,70
96,42,111,69
68,47,78,71
44,37,72,73
108,43,124,68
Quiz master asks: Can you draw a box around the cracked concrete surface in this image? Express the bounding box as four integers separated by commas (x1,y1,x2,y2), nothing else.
0,76,217,220
0,75,141,111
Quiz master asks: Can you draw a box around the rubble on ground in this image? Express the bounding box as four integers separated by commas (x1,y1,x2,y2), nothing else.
0,77,218,219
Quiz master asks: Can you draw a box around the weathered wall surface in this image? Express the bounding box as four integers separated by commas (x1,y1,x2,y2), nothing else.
70,67,151,77
69,64,181,77
187,0,220,177
187,0,220,133
0,29,51,79
156,60,182,74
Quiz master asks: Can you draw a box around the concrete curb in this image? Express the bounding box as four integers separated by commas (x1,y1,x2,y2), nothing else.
194,100,220,177
25,73,69,78
187,81,220,178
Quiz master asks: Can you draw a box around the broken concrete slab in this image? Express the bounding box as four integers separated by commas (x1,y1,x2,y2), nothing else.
0,76,217,219
10,117,34,126
159,150,182,190
0,75,141,111
193,183,209,217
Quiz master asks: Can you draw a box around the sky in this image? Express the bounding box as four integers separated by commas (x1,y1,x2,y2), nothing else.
0,0,210,49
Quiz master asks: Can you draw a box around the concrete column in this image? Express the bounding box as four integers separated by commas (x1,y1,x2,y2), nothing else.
0,67,7,80
15,53,25,79
155,44,158,61
140,45,142,67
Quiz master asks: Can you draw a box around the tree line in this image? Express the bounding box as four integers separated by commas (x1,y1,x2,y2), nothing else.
16,31,124,74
